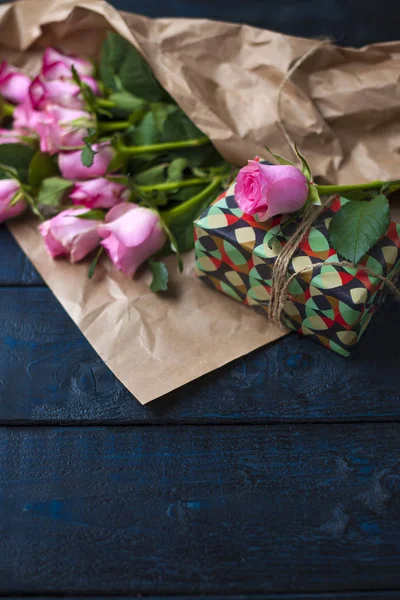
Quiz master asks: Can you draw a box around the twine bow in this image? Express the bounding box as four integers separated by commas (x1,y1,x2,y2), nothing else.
266,42,400,325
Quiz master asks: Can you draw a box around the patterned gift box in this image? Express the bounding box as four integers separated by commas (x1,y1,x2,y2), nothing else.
194,163,400,356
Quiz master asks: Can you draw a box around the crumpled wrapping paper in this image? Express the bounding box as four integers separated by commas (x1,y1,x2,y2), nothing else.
0,0,399,403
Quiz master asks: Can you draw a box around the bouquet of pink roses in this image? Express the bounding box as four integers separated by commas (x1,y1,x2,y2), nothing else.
0,33,232,291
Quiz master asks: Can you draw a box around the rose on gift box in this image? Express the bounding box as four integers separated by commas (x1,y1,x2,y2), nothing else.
195,156,400,356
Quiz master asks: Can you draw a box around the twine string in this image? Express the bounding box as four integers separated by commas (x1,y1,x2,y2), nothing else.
276,39,328,159
265,43,399,325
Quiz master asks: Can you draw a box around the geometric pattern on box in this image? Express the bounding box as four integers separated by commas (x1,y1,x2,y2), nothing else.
194,161,400,356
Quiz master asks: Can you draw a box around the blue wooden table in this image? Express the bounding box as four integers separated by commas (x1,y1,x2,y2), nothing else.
1,1,400,598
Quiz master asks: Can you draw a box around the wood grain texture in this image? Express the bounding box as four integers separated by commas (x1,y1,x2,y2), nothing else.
0,227,42,286
0,286,399,423
1,425,400,595
10,594,400,600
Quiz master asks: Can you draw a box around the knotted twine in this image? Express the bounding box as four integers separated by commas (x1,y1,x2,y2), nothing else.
266,42,400,326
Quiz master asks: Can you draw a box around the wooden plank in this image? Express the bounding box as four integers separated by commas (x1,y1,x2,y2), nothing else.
0,227,42,285
0,424,400,595
8,594,400,600
0,287,399,423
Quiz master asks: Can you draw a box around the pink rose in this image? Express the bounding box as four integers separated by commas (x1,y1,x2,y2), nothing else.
234,160,309,221
58,142,116,180
0,180,27,224
0,128,26,144
70,178,130,209
36,105,93,155
29,76,98,111
13,97,42,134
98,203,167,277
42,47,95,80
0,61,31,104
39,207,102,263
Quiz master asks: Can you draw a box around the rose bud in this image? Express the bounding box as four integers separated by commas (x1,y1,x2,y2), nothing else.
98,203,167,277
36,105,93,155
42,47,95,80
13,97,42,134
234,160,309,221
0,128,26,144
39,207,102,263
0,180,27,224
59,142,116,180
29,76,98,111
70,178,130,209
0,61,31,104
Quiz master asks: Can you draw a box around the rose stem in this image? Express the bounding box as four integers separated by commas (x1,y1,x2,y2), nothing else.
316,181,384,195
96,98,116,109
97,121,130,134
117,136,210,155
161,177,223,225
139,178,212,192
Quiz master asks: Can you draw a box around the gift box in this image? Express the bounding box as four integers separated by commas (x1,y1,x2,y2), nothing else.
194,162,400,356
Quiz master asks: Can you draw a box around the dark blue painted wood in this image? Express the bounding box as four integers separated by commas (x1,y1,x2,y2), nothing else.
114,0,399,47
0,227,42,285
0,0,398,46
1,425,400,595
11,595,400,600
0,288,400,424
0,287,399,423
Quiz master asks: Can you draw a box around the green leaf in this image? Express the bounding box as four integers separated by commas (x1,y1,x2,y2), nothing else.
149,259,169,292
81,140,97,168
108,91,148,117
329,194,391,264
167,158,190,182
37,177,74,207
152,103,175,132
307,183,321,206
100,32,165,101
168,184,204,203
75,209,106,221
0,144,36,183
127,108,148,126
162,107,212,167
162,107,204,142
28,152,59,189
88,247,104,279
294,142,312,181
134,164,168,186
264,145,295,166
131,111,162,147
341,189,377,202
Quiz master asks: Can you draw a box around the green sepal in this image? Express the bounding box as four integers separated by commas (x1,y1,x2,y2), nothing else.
75,209,106,221
264,145,295,166
88,247,105,279
307,183,321,206
294,142,312,181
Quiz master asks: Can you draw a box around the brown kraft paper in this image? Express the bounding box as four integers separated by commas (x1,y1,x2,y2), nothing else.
0,0,399,403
